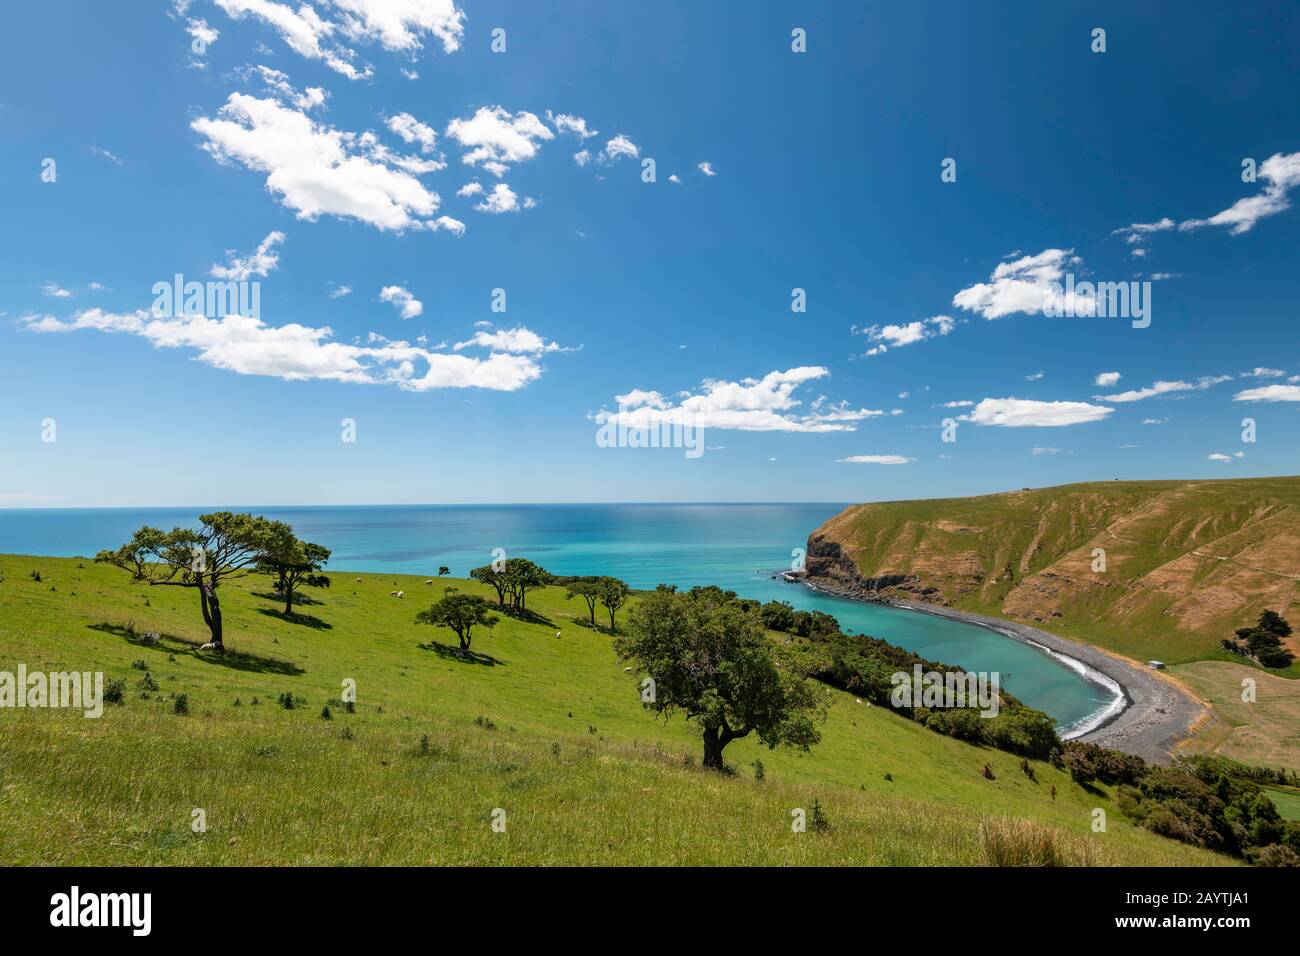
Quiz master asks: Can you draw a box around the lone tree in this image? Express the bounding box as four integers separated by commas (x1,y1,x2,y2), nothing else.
416,592,500,651
566,579,603,625
598,576,631,631
614,586,825,770
95,512,290,652
259,530,331,615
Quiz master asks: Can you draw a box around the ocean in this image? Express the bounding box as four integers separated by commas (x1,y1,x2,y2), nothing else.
0,502,1115,734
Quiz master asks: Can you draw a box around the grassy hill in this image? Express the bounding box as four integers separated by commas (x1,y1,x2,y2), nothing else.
0,553,1231,866
805,477,1300,672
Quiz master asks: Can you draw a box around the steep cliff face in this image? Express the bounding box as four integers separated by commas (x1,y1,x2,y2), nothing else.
804,478,1300,661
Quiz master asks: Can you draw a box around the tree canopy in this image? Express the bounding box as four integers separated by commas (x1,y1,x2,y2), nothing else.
95,511,292,651
416,592,500,650
258,528,331,615
614,586,824,770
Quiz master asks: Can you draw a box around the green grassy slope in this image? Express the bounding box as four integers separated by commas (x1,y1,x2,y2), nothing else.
807,477,1300,670
0,554,1229,865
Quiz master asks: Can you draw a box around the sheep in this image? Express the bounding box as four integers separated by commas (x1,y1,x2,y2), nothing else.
622,666,634,673
388,590,399,597
396,590,404,598
425,580,434,585
355,577,362,583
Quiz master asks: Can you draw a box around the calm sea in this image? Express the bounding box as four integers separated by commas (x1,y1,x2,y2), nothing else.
0,503,1112,733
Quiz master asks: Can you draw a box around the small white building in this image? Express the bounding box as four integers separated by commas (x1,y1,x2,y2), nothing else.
1146,660,1166,670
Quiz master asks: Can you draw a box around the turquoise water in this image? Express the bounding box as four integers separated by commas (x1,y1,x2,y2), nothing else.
0,503,1113,732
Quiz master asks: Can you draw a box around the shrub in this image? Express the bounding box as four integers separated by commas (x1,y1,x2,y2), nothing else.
173,694,189,716
103,678,127,705
320,705,332,720
808,798,830,833
752,758,766,781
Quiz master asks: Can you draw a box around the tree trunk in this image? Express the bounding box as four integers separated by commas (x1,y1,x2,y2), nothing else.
283,580,294,616
199,582,225,651
702,726,726,771
587,600,596,625
607,607,616,631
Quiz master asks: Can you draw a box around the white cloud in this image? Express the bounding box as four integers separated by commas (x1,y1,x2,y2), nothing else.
698,161,716,176
837,455,913,464
210,230,285,280
595,367,886,433
601,134,639,162
952,249,1088,320
238,65,328,111
187,17,220,48
193,93,453,232
88,282,109,291
400,67,419,80
328,0,466,54
474,182,519,214
573,150,592,167
1141,417,1167,425
446,107,553,176
213,0,371,79
1207,453,1235,462
1094,371,1121,387
1111,217,1174,244
457,181,483,197
1180,152,1300,235
89,146,123,165
1030,446,1070,456
668,173,681,184
1095,375,1232,403
379,284,422,319
453,326,564,354
386,112,438,152
547,112,597,140
857,315,954,355
22,306,557,392
1242,367,1286,378
328,283,352,298
42,282,73,298
1025,371,1044,382
1234,384,1300,403
938,400,974,408
963,397,1113,427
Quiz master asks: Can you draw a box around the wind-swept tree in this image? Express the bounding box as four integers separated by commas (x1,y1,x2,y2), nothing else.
416,592,500,650
598,576,631,631
259,529,331,615
470,564,509,607
614,586,825,770
95,512,290,652
566,579,603,625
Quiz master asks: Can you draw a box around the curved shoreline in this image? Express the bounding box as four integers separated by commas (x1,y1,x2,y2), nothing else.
799,580,1209,764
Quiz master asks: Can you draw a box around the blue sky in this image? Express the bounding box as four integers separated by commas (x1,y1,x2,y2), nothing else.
1,0,1298,507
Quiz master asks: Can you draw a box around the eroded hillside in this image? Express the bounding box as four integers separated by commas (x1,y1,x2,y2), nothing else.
805,478,1300,663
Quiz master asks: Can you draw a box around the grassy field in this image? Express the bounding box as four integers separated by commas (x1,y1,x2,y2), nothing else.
1173,660,1300,772
0,553,1233,865
813,477,1300,672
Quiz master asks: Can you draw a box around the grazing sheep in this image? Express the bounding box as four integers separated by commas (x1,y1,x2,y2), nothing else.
622,666,634,673
355,577,362,583
396,590,404,598
425,580,434,585
555,631,562,639
200,642,219,651
388,590,399,597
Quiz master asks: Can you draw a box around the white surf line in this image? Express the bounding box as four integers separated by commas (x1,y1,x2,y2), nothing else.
888,601,1130,740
